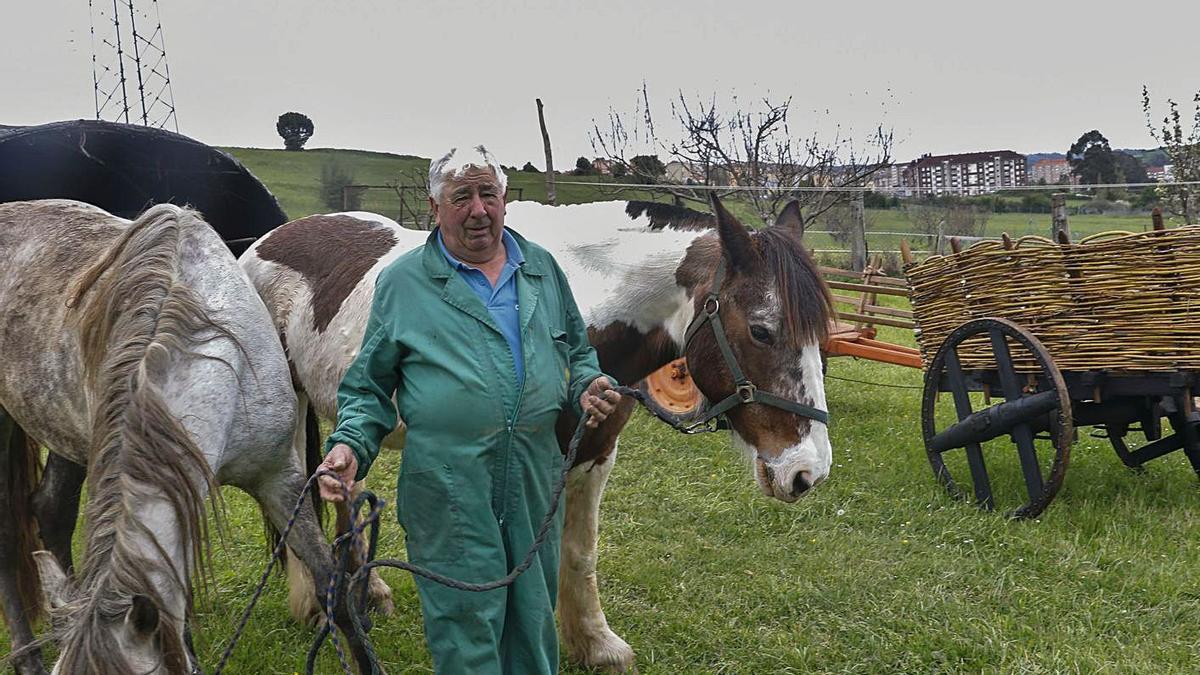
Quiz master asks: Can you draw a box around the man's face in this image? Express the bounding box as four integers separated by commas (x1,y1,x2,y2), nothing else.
430,167,507,264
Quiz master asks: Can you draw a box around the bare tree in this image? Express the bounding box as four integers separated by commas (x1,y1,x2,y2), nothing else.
590,84,893,224
903,203,944,236
395,166,435,229
1143,86,1200,224
904,203,989,255
945,205,990,238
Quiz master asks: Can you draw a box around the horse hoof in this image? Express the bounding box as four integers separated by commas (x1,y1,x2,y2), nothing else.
367,575,395,617
566,629,636,672
13,655,50,675
291,598,322,627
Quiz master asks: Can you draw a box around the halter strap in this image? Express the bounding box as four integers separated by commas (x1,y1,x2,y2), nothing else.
676,256,829,432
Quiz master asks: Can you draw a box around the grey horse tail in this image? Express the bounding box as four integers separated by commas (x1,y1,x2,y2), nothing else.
6,421,44,623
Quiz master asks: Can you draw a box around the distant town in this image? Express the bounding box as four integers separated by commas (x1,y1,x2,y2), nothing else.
585,148,1176,198
864,150,1174,197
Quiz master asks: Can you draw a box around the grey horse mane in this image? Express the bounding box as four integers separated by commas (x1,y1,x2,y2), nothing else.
53,204,222,674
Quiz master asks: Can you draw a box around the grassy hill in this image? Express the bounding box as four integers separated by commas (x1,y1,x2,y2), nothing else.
222,147,658,221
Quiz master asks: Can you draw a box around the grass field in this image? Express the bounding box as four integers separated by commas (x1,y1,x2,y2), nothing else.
223,147,661,223
4,148,1200,673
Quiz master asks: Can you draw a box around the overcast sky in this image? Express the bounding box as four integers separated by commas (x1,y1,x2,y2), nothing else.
5,1,1199,165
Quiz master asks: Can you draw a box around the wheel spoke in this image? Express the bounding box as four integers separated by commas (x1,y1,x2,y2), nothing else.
989,329,1023,400
989,327,1048,506
944,349,993,508
1011,423,1045,501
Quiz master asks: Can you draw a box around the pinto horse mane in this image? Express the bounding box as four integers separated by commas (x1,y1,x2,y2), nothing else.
624,199,831,346
56,203,220,674
625,200,716,231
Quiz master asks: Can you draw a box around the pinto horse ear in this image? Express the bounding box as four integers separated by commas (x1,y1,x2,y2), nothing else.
773,200,805,236
33,550,70,612
710,193,755,270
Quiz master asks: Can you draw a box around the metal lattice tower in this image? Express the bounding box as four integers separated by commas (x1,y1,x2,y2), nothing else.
89,0,178,131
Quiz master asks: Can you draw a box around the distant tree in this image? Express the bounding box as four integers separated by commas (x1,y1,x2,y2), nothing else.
1132,186,1160,209
819,204,875,244
1113,151,1149,185
573,156,595,176
629,154,666,183
320,156,359,210
903,203,943,236
862,191,899,209
1143,85,1200,223
1020,193,1052,213
277,111,314,151
1067,130,1118,185
611,162,627,178
522,161,539,173
904,203,989,239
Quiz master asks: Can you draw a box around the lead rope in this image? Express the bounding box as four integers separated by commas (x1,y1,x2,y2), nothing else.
214,385,642,675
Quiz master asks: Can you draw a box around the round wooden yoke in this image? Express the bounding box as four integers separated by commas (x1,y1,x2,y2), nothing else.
638,358,705,422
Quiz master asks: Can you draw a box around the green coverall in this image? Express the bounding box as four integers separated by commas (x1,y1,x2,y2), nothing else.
326,227,606,674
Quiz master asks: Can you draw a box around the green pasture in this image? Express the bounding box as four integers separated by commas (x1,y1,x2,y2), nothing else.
223,147,661,223
4,148,1199,674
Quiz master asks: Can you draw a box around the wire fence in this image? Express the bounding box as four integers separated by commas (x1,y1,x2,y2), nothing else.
554,179,1200,194
335,177,1192,273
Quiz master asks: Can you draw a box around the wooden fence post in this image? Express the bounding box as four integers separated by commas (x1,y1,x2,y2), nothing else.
536,98,556,205
850,192,867,271
1051,192,1070,240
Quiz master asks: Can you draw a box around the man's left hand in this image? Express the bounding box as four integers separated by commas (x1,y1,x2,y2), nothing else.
581,376,621,429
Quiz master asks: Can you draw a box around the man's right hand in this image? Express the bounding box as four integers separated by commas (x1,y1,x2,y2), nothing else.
318,443,359,502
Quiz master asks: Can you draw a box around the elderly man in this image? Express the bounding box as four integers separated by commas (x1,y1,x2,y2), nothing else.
317,144,620,674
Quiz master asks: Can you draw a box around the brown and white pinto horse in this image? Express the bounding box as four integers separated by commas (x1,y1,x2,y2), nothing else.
237,195,834,671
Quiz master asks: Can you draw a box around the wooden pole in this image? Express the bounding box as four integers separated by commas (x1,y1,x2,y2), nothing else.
536,98,556,205
850,191,867,271
1051,192,1070,240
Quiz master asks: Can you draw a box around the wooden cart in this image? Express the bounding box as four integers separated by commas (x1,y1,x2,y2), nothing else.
905,215,1200,518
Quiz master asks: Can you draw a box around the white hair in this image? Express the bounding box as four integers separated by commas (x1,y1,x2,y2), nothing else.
428,144,508,201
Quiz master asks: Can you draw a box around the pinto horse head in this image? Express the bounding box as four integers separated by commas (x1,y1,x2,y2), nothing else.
677,196,834,502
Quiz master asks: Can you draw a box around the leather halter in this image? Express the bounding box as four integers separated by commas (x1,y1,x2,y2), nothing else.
676,256,830,433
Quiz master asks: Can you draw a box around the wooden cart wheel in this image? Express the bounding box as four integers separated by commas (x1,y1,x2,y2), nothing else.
921,318,1073,519
638,357,708,424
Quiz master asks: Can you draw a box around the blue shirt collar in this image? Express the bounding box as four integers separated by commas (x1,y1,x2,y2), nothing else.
437,227,524,271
